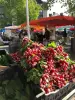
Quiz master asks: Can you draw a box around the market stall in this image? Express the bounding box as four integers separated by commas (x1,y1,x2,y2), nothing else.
4,25,21,38
0,16,75,100
9,37,75,100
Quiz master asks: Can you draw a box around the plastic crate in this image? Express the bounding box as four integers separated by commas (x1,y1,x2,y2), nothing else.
62,89,75,100
35,83,75,100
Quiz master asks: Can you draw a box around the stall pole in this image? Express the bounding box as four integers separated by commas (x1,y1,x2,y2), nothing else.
26,0,30,39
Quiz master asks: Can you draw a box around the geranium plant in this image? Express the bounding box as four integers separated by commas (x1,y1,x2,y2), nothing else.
11,37,75,94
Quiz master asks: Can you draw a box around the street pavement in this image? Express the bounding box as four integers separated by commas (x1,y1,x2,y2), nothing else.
63,43,75,60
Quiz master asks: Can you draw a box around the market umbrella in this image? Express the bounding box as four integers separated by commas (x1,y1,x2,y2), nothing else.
20,24,44,31
29,15,75,27
56,25,74,32
70,27,75,31
5,25,21,30
20,19,39,28
30,25,44,30
56,27,64,31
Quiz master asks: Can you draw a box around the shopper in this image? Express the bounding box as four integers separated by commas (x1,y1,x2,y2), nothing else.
36,32,44,43
63,28,67,44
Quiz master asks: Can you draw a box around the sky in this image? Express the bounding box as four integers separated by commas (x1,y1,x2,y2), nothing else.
50,2,68,15
42,0,47,2
42,0,68,15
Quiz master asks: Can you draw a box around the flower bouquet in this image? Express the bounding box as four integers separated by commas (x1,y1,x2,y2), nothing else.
10,37,75,96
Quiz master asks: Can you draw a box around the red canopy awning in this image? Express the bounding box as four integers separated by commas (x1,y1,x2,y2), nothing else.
21,15,75,27
32,15,75,27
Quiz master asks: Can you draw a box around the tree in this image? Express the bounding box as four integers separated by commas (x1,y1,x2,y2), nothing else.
41,0,56,10
66,0,75,15
0,0,41,27
41,0,75,16
59,0,75,16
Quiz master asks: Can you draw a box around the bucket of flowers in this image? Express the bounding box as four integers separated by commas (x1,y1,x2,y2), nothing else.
11,37,75,100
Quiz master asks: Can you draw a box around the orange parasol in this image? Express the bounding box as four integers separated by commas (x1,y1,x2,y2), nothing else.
20,23,44,30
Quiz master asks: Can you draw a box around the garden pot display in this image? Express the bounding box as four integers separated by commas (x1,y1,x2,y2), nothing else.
10,37,75,100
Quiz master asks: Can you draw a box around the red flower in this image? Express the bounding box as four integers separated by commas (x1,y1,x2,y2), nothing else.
10,52,21,62
58,60,69,71
56,45,63,53
22,37,30,47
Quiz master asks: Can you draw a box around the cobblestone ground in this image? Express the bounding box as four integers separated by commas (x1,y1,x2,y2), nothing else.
68,93,75,100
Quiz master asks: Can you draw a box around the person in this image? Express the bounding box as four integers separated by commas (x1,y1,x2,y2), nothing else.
9,29,26,53
31,28,34,40
0,34,4,45
36,32,44,43
9,34,21,53
49,29,56,42
43,27,50,45
44,27,50,41
19,29,24,39
63,28,67,44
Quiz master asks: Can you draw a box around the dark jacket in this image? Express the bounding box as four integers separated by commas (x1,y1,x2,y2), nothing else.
63,29,67,37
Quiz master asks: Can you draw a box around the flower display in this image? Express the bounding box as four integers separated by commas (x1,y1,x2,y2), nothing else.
10,51,21,62
10,37,75,94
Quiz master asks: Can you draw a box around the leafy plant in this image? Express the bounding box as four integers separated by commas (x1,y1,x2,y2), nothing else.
0,0,41,27
27,68,42,84
47,41,56,48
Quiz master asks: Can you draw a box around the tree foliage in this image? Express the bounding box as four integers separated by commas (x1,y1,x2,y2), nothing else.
59,0,75,15
41,0,75,15
0,0,41,27
67,0,75,14
41,0,56,10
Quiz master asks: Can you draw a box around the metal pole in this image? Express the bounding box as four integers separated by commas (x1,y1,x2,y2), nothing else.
26,0,30,39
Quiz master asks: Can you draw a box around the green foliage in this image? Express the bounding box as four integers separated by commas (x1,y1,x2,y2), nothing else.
0,78,35,100
20,41,33,53
28,0,41,20
59,0,75,15
21,59,28,69
41,0,55,10
0,55,9,66
42,0,75,15
0,94,5,100
27,68,42,84
66,58,75,65
0,0,41,27
0,78,25,100
47,41,56,48
67,0,75,15
0,54,13,66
